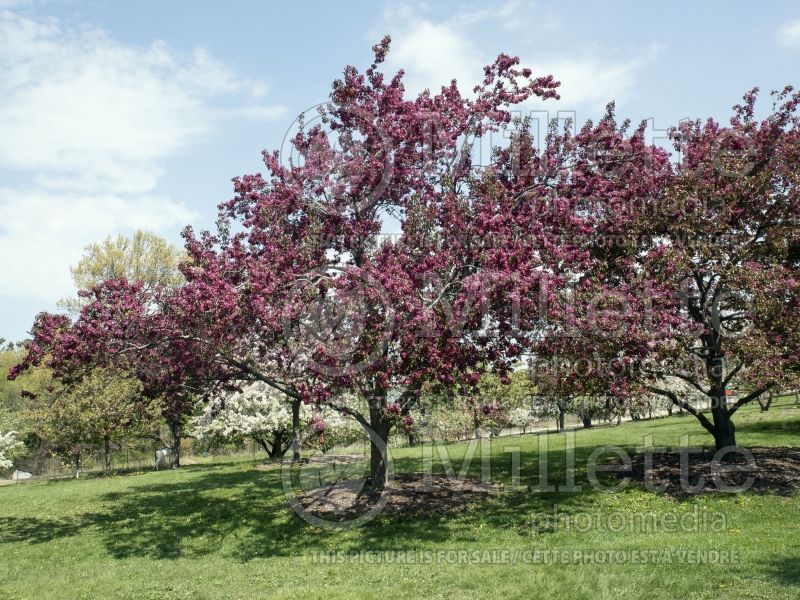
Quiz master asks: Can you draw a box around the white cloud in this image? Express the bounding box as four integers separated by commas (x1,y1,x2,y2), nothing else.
0,10,284,194
388,19,480,96
380,3,657,110
533,44,661,109
0,8,284,311
0,188,197,300
777,19,800,48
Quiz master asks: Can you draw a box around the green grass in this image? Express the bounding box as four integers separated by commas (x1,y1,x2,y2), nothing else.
1,398,799,599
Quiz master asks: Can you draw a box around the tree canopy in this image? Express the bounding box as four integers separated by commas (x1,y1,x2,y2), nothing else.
8,38,800,486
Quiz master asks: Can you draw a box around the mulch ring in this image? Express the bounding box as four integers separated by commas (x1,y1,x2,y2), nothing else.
291,473,500,519
620,446,800,497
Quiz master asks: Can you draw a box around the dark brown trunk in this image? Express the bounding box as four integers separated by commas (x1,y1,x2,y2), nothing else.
582,416,592,429
103,436,111,475
557,404,566,432
367,399,391,490
291,398,302,462
757,391,773,412
712,411,736,450
267,429,286,459
169,421,181,468
708,356,736,451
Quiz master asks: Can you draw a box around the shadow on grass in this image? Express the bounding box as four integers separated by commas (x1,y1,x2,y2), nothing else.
735,418,800,436
765,555,800,587
0,445,611,562
0,432,796,578
0,516,84,544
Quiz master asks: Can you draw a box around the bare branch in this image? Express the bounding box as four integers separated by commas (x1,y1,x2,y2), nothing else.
728,382,777,417
645,385,716,436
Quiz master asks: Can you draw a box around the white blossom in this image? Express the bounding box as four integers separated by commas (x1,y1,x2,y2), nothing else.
0,431,20,470
509,407,537,431
193,382,295,441
191,383,364,449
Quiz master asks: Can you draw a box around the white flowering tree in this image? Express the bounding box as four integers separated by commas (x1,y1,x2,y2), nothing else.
192,383,366,458
509,407,537,434
0,430,20,470
193,383,296,459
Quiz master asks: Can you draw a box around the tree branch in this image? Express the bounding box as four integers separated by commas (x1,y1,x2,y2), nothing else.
645,384,716,436
728,382,777,417
722,361,744,388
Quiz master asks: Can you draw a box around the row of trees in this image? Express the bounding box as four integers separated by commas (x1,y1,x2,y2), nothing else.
8,37,800,489
0,319,690,478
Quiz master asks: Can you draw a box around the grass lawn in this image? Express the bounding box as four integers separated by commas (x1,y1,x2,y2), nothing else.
1,397,799,599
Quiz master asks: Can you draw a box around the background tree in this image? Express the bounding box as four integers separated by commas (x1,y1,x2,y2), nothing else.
0,430,19,470
534,90,800,450
26,368,155,475
58,230,185,314
193,382,302,459
509,407,537,434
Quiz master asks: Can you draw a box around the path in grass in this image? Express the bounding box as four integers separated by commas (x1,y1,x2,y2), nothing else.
0,397,798,599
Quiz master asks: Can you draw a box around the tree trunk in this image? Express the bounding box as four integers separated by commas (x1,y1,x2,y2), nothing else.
712,411,736,450
708,355,736,451
256,435,280,459
103,436,112,475
73,453,81,479
757,391,773,412
169,421,182,468
291,398,302,462
473,411,482,439
582,416,592,429
557,406,566,432
367,400,391,490
709,392,736,450
268,430,286,459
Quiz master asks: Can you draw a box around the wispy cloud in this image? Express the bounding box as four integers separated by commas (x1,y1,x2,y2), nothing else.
533,43,662,109
0,10,285,194
378,2,658,110
0,7,284,310
777,18,800,48
0,188,196,300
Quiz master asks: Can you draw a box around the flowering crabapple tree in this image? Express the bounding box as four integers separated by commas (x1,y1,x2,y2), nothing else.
509,407,537,434
168,37,560,488
9,286,212,468
534,90,800,450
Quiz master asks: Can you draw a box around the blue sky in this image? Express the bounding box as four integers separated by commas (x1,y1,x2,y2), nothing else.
1,0,799,342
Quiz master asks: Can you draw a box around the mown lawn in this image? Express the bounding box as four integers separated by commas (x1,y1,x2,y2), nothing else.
1,397,799,599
